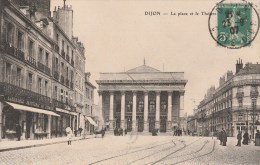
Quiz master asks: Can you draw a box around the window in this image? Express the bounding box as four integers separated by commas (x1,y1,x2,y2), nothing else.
138,100,144,112
54,86,58,99
17,31,23,50
238,99,243,108
29,40,34,57
86,88,90,99
65,91,68,103
5,63,12,83
60,89,64,102
56,34,59,43
16,67,22,87
149,100,155,112
38,78,42,94
238,87,243,93
91,91,93,100
45,52,49,67
44,81,48,96
161,101,167,112
62,40,64,50
38,47,43,62
35,114,48,133
27,73,33,91
127,100,133,112
6,23,14,45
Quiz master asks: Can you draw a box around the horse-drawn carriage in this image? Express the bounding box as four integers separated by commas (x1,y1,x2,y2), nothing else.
94,128,106,138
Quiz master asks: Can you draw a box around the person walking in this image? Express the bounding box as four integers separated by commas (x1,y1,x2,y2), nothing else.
255,130,260,146
222,129,227,146
66,127,72,145
236,130,242,147
243,130,249,145
218,130,223,145
15,123,22,141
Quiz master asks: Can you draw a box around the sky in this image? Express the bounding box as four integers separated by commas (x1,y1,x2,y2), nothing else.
51,0,260,115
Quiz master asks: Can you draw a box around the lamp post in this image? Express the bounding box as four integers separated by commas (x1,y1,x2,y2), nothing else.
252,97,256,140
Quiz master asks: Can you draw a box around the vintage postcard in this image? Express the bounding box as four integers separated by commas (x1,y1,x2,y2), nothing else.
0,0,260,164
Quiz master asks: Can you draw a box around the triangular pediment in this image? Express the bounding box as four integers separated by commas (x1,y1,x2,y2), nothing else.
126,65,160,73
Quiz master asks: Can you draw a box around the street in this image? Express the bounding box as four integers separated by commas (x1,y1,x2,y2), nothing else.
0,135,260,165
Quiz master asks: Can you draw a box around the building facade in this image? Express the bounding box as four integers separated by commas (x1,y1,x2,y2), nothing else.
96,63,187,133
196,60,260,137
84,72,97,134
0,0,87,140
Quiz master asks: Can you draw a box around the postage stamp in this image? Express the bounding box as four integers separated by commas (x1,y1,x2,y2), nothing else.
208,0,259,49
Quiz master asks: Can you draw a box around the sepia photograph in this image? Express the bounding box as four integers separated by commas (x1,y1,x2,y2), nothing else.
0,0,260,164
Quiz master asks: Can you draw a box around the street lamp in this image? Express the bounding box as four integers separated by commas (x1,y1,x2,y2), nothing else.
252,97,257,140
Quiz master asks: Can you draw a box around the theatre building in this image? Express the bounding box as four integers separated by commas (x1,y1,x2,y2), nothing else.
96,63,187,133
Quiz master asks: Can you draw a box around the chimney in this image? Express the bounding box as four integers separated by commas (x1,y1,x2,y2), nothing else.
236,58,243,74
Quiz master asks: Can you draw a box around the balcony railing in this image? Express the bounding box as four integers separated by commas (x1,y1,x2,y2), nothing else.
38,62,51,76
52,99,76,112
61,50,65,59
26,56,37,67
0,82,54,111
60,75,65,84
250,91,259,98
1,42,25,61
54,71,59,80
66,79,69,87
236,92,244,98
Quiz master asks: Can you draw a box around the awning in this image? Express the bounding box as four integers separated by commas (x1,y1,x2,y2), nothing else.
56,108,78,116
86,117,98,126
6,102,60,117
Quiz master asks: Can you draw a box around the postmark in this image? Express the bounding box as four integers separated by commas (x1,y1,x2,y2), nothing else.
208,0,259,49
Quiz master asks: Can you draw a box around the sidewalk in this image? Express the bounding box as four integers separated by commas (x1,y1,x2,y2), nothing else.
0,135,96,152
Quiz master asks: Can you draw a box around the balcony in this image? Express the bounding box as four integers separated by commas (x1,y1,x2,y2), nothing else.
66,79,69,87
250,91,259,98
1,42,25,61
60,75,65,84
0,82,54,111
26,56,37,67
236,92,244,98
38,62,51,76
54,71,59,81
61,50,65,59
52,99,76,112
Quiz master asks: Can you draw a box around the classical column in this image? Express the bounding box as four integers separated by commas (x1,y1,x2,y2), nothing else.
47,115,51,139
0,102,3,141
109,91,114,131
98,91,103,127
120,91,125,129
167,91,173,132
132,91,137,131
155,91,161,129
143,91,149,132
179,92,184,118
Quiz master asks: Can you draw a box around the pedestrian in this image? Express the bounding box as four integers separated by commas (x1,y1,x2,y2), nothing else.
255,130,260,146
125,129,127,135
243,130,249,145
236,130,242,147
78,127,83,136
66,127,72,145
222,129,227,146
218,130,223,145
15,123,22,141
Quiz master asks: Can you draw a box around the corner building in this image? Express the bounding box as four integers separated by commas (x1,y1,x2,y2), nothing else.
0,0,86,140
96,64,187,133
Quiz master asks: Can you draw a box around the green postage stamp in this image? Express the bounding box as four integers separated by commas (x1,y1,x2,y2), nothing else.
217,3,252,47
208,1,259,49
